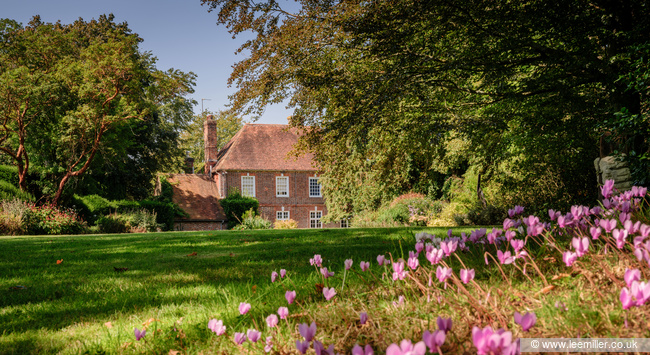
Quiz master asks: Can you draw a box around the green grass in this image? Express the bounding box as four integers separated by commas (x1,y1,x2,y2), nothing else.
0,227,467,354
1,225,646,354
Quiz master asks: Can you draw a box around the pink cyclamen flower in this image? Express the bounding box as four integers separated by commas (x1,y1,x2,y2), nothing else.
415,241,424,253
436,266,452,284
320,267,335,278
590,227,602,240
613,229,628,249
437,316,452,333
285,290,296,304
239,302,251,315
266,314,278,328
625,269,641,288
234,332,246,345
310,254,323,267
511,239,524,252
472,326,513,355
323,287,337,301
247,329,261,343
601,179,615,199
393,295,405,308
271,271,278,282
562,251,578,267
572,237,589,257
280,269,287,278
134,328,146,341
277,306,288,319
264,336,273,353
426,248,444,265
345,259,353,270
360,261,370,271
296,340,310,354
386,339,427,355
352,344,374,355
440,240,458,256
208,319,226,335
460,268,475,284
422,330,446,353
359,312,368,325
497,250,514,265
600,218,617,233
514,311,537,332
392,261,408,281
298,322,317,341
407,254,419,270
503,218,514,230
313,340,324,355
620,287,635,309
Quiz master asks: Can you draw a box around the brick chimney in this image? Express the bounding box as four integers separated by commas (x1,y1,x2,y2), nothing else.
204,114,218,174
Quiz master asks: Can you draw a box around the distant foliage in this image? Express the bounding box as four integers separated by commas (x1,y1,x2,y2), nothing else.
0,199,87,235
220,189,260,229
71,194,183,231
96,209,161,234
232,208,272,230
274,219,298,229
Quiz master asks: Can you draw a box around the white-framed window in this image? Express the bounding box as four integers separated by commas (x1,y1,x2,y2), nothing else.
241,175,255,197
310,211,322,228
276,211,290,220
276,176,289,197
340,219,350,228
309,177,321,197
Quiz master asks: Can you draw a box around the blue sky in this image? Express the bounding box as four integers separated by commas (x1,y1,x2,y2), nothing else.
3,0,292,124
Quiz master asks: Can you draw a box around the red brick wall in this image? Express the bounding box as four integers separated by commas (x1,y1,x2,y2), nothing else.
216,170,340,228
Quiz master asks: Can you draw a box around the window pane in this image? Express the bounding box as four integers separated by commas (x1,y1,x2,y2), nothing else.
309,177,321,197
276,176,289,196
242,176,255,197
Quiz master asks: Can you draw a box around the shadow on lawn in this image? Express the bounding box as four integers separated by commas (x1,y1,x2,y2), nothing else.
0,227,422,334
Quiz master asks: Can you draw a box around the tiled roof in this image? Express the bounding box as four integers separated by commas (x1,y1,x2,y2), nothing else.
166,174,226,220
213,124,317,171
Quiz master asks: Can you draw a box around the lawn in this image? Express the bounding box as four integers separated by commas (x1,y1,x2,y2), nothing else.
1,207,648,355
0,227,458,354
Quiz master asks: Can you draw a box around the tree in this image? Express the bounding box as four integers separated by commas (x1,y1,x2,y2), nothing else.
203,0,650,216
0,15,196,204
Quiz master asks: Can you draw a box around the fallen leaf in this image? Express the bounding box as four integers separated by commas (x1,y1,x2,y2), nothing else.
252,285,257,293
143,318,160,327
534,285,555,296
56,259,63,264
9,285,26,290
187,252,197,257
104,322,113,328
551,273,571,280
168,350,181,355
315,283,324,294
114,267,128,272
229,252,235,257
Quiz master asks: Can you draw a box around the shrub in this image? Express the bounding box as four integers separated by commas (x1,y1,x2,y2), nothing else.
96,209,161,234
0,199,31,235
96,215,130,234
220,189,259,228
232,208,272,230
0,180,33,201
274,219,298,229
427,202,465,227
18,203,88,235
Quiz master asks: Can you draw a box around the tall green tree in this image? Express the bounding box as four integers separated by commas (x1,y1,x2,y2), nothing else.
203,0,650,216
0,15,196,203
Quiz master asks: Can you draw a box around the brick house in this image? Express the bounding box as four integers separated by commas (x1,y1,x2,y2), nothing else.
205,118,341,228
167,116,343,230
